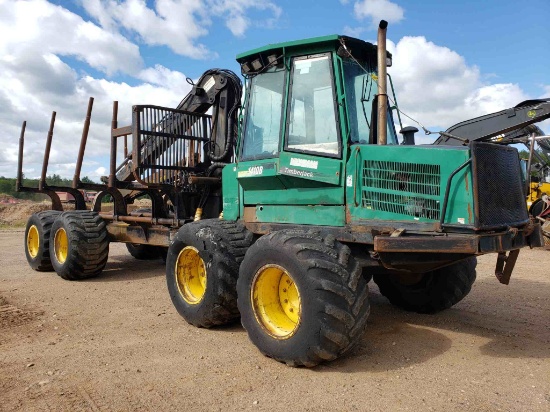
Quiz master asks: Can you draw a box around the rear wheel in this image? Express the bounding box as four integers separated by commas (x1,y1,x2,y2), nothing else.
530,199,546,218
126,243,160,260
237,230,370,367
166,219,253,328
373,257,477,313
24,211,61,271
49,211,110,280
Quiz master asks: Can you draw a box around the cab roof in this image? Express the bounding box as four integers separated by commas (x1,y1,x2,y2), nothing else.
236,34,390,63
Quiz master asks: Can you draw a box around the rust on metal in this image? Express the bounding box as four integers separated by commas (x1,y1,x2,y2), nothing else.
112,125,133,137
243,207,258,223
187,176,221,185
109,101,119,188
494,249,520,285
100,213,185,227
73,97,94,188
105,222,172,247
374,235,478,254
39,111,56,191
377,20,388,145
16,121,26,192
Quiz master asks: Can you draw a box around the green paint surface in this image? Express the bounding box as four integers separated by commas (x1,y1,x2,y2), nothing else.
252,205,345,226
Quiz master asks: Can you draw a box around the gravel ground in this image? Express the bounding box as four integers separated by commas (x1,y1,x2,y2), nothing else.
0,229,549,411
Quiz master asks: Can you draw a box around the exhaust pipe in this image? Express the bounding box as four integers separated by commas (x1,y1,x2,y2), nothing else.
377,20,388,145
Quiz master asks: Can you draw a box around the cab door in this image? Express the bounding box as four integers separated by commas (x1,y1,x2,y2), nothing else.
237,53,346,226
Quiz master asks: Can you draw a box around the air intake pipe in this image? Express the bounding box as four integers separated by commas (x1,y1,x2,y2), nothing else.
377,20,388,145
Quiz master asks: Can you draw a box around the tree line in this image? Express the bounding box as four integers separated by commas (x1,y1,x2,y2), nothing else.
0,174,96,201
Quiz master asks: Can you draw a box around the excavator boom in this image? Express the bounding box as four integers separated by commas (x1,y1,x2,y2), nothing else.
434,98,550,145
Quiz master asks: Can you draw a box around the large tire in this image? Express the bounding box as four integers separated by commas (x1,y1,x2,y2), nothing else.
125,208,161,260
126,243,160,260
529,198,545,218
237,230,370,367
24,211,61,271
49,211,110,280
373,257,477,313
166,219,253,328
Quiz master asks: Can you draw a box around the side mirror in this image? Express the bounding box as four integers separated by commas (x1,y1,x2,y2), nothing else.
400,126,419,145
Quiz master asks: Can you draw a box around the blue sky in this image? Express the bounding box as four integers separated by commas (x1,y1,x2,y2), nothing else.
1,0,548,179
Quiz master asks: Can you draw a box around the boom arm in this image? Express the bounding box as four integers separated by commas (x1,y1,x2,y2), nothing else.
176,69,242,162
434,98,550,146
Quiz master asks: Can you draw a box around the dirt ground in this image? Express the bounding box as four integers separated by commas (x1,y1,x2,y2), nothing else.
0,229,549,412
0,198,151,227
0,201,51,227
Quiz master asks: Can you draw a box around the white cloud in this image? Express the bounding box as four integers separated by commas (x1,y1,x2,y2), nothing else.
385,36,539,144
343,25,366,38
354,0,404,26
0,0,142,76
0,68,192,180
0,1,193,179
81,0,282,56
0,0,282,180
81,0,212,59
209,0,282,37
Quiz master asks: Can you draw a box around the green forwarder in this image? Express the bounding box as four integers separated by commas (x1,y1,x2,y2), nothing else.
17,21,543,367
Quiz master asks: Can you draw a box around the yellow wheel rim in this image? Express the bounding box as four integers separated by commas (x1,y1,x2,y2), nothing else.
27,225,39,258
175,246,207,305
251,264,301,339
54,228,68,264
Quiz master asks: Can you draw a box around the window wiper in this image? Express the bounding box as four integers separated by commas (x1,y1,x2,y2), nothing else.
360,75,372,129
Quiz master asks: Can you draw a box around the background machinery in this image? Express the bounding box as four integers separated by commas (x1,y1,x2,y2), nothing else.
17,21,543,367
434,98,550,239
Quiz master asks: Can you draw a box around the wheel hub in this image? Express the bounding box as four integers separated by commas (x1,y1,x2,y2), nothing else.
27,225,39,258
251,264,301,339
175,246,207,305
53,227,68,264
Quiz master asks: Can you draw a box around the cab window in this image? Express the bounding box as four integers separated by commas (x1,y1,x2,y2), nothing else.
285,53,340,157
240,68,285,160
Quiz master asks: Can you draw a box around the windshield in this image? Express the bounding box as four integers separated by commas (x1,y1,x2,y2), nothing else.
342,59,398,145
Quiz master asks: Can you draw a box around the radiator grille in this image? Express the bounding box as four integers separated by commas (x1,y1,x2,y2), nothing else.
363,160,440,195
361,160,441,219
362,191,440,219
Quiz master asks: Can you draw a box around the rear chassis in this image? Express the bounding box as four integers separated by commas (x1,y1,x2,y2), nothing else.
16,99,219,246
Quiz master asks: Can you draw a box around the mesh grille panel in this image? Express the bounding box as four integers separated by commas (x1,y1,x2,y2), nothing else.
362,191,440,219
363,160,440,196
471,142,529,229
361,160,441,219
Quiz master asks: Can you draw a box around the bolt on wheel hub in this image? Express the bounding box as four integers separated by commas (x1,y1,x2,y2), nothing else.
27,225,39,258
251,264,301,339
54,227,68,264
175,246,207,304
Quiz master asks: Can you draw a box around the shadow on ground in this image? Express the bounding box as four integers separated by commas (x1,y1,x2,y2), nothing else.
320,276,550,372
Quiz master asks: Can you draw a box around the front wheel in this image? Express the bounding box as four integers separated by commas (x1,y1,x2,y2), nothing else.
237,230,370,367
373,257,477,313
166,219,253,328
